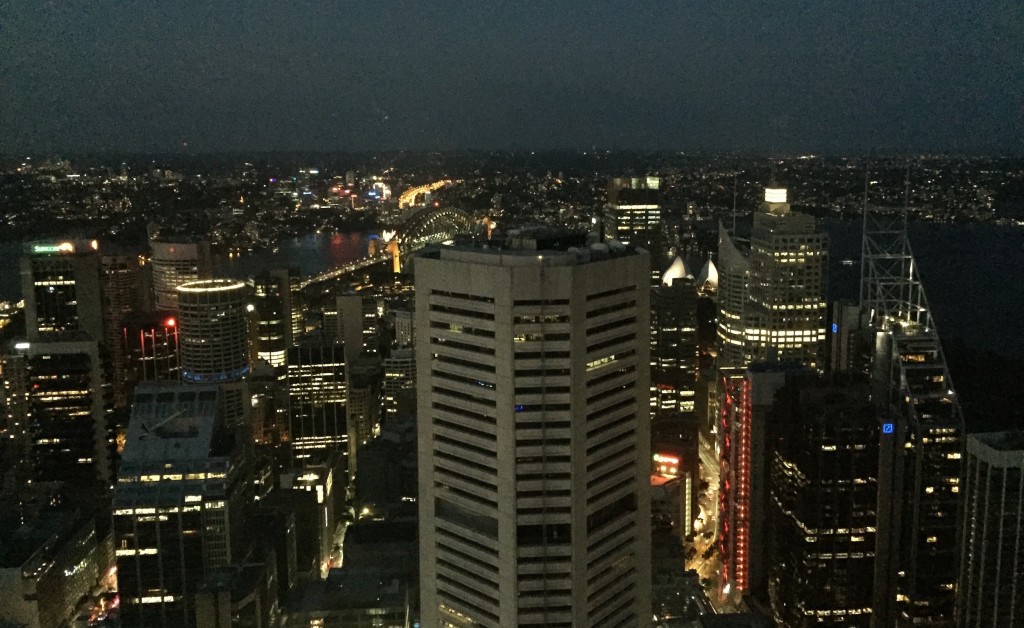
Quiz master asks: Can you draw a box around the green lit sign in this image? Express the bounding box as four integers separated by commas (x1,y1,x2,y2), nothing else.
32,242,75,254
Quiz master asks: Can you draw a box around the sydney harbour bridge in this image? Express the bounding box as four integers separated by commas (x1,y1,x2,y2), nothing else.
298,203,475,290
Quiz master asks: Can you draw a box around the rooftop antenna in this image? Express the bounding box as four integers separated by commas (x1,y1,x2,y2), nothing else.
859,162,870,306
731,171,738,234
904,160,911,210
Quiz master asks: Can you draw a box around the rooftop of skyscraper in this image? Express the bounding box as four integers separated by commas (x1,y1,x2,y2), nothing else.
423,226,643,265
121,383,232,462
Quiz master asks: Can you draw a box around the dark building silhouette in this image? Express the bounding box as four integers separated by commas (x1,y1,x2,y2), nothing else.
767,374,877,627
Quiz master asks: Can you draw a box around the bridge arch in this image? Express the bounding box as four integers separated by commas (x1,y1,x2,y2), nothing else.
390,206,474,272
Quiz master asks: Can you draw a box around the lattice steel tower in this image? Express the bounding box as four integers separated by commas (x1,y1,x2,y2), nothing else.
862,167,965,628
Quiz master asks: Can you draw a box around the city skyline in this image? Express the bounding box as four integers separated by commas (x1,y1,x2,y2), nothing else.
3,2,1022,155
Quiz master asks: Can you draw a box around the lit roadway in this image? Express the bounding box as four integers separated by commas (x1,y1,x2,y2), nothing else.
398,179,458,209
299,252,392,289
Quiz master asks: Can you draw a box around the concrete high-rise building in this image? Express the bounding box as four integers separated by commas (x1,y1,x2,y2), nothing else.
177,279,252,428
768,374,877,627
716,188,828,370
177,279,251,384
605,177,665,286
383,348,416,420
346,356,382,479
102,254,145,406
21,239,104,341
4,335,113,491
150,238,212,311
957,432,1024,627
416,230,652,627
114,384,255,628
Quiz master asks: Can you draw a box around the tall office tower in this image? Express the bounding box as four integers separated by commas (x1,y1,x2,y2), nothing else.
651,257,698,417
957,432,1024,627
286,342,347,464
114,384,254,628
416,230,652,627
337,295,365,363
768,374,878,627
605,176,662,244
177,280,252,427
605,176,665,285
862,200,964,628
717,365,795,599
716,188,828,369
383,348,416,419
337,294,381,362
102,254,144,407
122,312,180,388
393,308,415,348
2,346,31,480
177,280,250,384
252,271,289,367
21,239,104,341
150,238,212,311
346,356,382,479
4,335,113,491
273,267,303,346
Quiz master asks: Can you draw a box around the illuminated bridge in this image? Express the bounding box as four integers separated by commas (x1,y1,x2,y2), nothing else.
299,205,475,289
398,179,460,209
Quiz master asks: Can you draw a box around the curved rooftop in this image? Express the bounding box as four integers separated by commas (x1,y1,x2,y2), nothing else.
661,256,692,286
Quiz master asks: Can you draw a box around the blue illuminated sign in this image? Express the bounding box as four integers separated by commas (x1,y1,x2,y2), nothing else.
832,323,838,333
882,422,894,434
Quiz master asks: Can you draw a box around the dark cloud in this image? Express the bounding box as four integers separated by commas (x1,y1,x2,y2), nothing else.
1,1,1021,154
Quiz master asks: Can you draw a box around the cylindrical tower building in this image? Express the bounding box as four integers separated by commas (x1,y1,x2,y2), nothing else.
177,279,251,383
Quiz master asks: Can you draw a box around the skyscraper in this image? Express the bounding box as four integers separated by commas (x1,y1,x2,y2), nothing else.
768,373,877,627
957,432,1024,627
605,176,666,286
252,270,290,367
114,384,255,627
149,238,213,311
4,335,113,491
102,253,145,407
177,279,251,384
177,279,252,427
605,176,662,244
862,198,964,627
122,312,181,388
416,229,651,627
286,341,347,464
716,187,828,369
651,257,698,417
21,239,104,341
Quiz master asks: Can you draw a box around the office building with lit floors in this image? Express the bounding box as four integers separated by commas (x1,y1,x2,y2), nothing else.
114,384,255,628
651,257,698,417
149,238,213,311
21,239,104,341
177,279,252,426
767,374,877,627
716,188,828,370
416,229,652,628
3,333,113,492
252,269,294,367
957,432,1024,627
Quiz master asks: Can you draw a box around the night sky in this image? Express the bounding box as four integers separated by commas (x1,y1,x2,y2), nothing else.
2,1,1022,154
